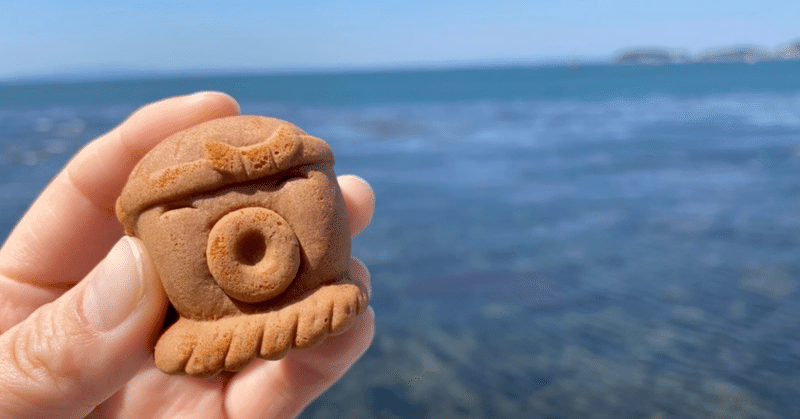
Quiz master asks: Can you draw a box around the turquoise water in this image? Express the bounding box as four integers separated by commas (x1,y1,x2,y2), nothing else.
3,62,800,418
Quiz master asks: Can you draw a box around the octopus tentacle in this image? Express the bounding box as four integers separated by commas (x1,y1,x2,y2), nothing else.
186,326,233,378
296,297,326,349
225,319,262,371
154,318,198,374
154,281,367,377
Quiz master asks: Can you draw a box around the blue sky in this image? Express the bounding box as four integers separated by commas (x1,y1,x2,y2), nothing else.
1,0,798,80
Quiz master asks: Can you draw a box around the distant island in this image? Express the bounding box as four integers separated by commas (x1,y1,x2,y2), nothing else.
614,39,800,65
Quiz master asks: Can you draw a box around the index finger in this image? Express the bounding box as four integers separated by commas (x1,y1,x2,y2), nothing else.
0,92,241,288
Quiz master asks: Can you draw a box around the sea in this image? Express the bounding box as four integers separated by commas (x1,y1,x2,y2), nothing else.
2,62,800,418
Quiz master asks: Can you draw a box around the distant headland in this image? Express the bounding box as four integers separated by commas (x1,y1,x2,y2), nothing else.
614,39,800,65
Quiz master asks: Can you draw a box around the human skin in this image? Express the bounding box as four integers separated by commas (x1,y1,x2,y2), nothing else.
0,92,376,419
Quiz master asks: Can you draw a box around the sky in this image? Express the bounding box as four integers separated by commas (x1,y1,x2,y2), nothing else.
1,0,799,80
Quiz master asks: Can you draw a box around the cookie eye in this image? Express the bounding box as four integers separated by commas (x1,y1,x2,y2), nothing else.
275,166,309,186
161,201,196,216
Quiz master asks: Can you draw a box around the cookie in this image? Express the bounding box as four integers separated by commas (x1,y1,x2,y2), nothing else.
116,116,367,377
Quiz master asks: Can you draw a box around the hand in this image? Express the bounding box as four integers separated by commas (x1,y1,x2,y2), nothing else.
0,92,376,419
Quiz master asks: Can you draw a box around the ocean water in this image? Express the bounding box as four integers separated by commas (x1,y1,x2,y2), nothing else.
3,62,800,418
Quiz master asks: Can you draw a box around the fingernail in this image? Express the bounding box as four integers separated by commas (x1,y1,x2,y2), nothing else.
191,91,240,111
83,237,145,331
191,90,226,98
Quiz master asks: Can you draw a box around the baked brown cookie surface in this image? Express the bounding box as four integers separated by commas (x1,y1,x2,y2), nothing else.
116,115,367,377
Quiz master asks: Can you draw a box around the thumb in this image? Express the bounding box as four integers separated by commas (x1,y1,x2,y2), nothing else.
0,237,167,419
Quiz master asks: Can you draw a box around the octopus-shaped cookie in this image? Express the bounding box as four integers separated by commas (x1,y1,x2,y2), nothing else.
116,116,367,377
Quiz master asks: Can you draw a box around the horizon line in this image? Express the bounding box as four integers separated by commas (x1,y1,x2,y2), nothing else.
0,56,610,84
3,37,799,85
